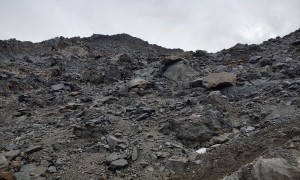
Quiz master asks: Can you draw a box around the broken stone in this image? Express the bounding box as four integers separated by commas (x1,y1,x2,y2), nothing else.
136,113,149,121
14,164,47,180
188,151,199,161
0,154,8,171
162,55,184,66
110,159,128,169
51,83,65,91
25,145,43,154
56,158,66,166
249,56,262,64
40,160,50,167
132,147,138,161
147,166,154,172
155,152,170,158
165,142,185,149
106,135,123,149
244,126,255,133
163,61,199,81
128,77,148,90
4,150,20,160
202,72,236,89
106,153,127,163
177,123,213,147
189,78,203,88
165,156,188,171
47,166,57,173
211,144,222,148
212,133,231,144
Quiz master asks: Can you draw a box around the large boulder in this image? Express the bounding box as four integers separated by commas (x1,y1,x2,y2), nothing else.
177,123,213,147
251,157,300,180
202,72,236,89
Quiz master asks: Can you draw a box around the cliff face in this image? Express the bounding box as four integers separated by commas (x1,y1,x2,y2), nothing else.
0,29,300,180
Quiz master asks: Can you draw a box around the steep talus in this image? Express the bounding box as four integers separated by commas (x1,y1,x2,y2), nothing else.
0,29,300,180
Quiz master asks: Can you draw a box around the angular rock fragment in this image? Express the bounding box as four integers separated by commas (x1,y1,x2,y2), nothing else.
202,72,236,89
118,53,132,63
47,166,57,173
177,122,213,147
166,156,188,171
51,83,65,91
4,150,20,160
131,147,138,161
14,164,47,180
163,61,199,81
106,153,127,163
106,135,123,149
128,77,149,90
248,56,262,64
0,154,8,171
189,78,203,88
162,55,184,66
110,159,128,170
25,145,43,154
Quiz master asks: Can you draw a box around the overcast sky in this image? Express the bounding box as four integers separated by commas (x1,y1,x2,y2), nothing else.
0,0,300,52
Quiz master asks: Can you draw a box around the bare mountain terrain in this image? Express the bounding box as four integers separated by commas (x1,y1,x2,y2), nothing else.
0,29,300,180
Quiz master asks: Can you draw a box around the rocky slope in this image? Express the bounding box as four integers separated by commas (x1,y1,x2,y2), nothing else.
0,29,300,180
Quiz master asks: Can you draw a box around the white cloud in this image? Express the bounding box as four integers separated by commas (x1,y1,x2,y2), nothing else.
0,0,299,52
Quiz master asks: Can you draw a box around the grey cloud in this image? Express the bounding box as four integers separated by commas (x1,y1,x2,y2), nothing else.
0,0,299,52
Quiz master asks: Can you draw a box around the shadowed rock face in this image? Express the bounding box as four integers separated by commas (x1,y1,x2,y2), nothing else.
1,29,300,180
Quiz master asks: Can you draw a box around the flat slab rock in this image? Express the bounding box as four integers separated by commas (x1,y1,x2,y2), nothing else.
110,159,128,169
25,145,43,154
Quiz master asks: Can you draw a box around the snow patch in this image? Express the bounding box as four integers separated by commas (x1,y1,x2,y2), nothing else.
196,148,207,154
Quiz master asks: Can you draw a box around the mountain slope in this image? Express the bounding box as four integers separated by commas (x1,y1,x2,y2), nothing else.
0,29,300,180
